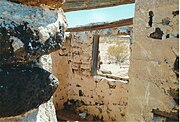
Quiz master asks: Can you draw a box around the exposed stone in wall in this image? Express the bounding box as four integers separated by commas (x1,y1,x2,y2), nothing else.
52,27,130,121
0,0,66,119
90,26,132,36
127,0,179,121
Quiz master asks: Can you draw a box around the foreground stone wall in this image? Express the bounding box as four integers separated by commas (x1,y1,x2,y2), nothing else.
0,0,67,121
1,55,58,122
127,0,179,121
52,27,131,121
19,55,58,122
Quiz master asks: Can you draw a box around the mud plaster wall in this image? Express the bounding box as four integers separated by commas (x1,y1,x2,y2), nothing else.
127,0,179,121
52,27,131,121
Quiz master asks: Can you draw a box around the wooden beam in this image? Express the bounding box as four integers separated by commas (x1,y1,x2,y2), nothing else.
8,0,64,8
91,35,100,76
62,0,135,12
66,18,133,32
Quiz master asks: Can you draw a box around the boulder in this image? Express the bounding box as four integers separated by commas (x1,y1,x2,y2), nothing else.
0,0,67,67
0,66,59,117
0,0,67,118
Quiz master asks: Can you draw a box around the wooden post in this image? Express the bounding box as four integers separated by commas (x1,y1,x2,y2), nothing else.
91,35,100,76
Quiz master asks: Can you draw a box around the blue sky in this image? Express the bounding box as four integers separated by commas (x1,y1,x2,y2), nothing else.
65,3,135,27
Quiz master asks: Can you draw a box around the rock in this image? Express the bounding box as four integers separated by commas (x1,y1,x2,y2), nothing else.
0,0,67,67
101,70,112,74
19,98,58,122
0,66,59,117
0,0,66,119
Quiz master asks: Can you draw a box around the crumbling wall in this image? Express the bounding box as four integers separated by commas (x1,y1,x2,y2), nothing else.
52,27,131,121
127,0,179,121
52,36,71,110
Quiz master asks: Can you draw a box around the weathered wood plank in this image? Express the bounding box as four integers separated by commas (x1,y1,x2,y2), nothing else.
63,0,135,12
91,35,100,76
9,0,65,8
66,18,133,32
9,0,135,11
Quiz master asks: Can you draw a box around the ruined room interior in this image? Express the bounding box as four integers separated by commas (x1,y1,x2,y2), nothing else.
0,0,179,122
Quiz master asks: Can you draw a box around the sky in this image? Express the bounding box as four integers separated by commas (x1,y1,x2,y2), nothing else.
65,3,135,27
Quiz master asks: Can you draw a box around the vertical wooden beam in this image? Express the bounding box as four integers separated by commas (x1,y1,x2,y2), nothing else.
91,35,99,76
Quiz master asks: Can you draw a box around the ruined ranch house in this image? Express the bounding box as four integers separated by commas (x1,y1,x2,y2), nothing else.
0,0,179,122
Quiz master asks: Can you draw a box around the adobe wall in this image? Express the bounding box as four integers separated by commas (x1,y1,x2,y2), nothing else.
52,27,131,121
127,0,179,121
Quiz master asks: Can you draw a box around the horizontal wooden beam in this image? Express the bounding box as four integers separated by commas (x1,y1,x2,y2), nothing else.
66,18,133,32
8,0,64,8
62,0,135,12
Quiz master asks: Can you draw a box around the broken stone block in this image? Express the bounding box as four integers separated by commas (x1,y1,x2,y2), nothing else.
0,0,66,67
0,66,59,117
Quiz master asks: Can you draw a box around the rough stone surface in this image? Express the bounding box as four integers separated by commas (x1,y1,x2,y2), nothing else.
0,0,66,67
127,0,179,121
12,98,57,122
18,55,58,122
0,0,66,119
0,66,58,117
0,55,58,122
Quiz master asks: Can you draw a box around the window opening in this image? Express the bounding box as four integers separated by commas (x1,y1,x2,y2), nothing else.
92,35,131,79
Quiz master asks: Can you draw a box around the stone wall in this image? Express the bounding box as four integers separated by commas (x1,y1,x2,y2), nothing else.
52,27,131,121
19,55,58,122
127,0,179,121
0,0,67,121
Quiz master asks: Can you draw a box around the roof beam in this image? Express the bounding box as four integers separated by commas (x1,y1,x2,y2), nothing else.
66,18,133,32
62,0,135,12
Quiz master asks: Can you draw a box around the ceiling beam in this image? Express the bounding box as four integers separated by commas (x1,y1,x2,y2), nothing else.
62,0,135,12
66,18,133,32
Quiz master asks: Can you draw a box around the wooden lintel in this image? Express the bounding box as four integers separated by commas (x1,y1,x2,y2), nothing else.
66,18,133,32
62,0,135,12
